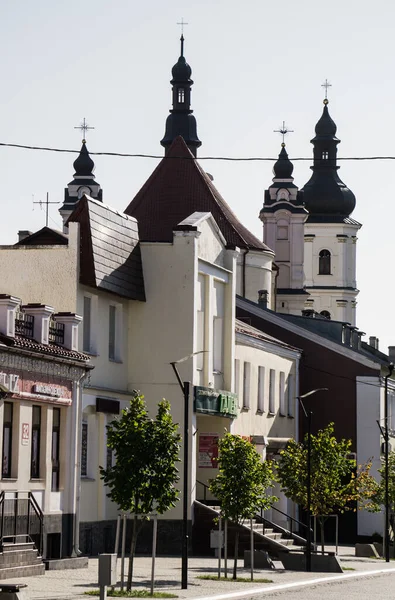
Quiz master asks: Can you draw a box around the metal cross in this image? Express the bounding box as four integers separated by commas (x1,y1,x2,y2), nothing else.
274,121,294,144
177,18,188,35
33,192,60,227
74,117,94,142
321,79,332,100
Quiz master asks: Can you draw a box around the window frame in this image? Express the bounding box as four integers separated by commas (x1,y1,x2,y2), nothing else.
2,402,13,478
257,366,265,413
319,249,331,275
30,405,41,479
269,369,276,414
51,408,61,491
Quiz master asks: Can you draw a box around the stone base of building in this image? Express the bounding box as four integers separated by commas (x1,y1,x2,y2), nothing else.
79,519,191,556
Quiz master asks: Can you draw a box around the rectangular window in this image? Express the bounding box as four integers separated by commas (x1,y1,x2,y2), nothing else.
234,359,240,397
257,366,265,413
243,362,251,409
287,374,294,417
213,317,224,373
51,408,60,491
2,402,13,478
269,369,276,414
109,305,116,360
83,296,91,353
178,88,185,103
196,274,205,370
81,422,88,478
106,446,113,471
31,406,41,479
279,372,286,416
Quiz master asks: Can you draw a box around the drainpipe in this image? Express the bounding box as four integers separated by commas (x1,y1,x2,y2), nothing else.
242,249,249,298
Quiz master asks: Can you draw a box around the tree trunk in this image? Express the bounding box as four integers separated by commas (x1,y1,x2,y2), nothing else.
232,530,239,580
319,518,325,555
127,509,139,591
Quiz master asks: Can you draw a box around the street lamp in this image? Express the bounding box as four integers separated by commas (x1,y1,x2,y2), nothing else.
170,351,206,590
384,363,394,563
297,388,329,572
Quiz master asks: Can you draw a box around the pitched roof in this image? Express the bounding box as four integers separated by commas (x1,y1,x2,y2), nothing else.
16,227,68,246
235,319,301,353
124,137,273,253
68,196,145,301
0,332,90,364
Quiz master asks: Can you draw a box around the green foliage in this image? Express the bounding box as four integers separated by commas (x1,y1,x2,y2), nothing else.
84,591,178,598
374,451,395,511
277,423,378,517
209,433,277,524
100,392,181,518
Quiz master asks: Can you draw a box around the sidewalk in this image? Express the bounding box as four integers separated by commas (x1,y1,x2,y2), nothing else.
2,548,395,600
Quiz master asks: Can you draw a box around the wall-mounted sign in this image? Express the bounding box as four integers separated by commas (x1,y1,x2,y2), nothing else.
21,423,29,445
32,384,62,397
0,372,20,393
199,433,219,468
194,386,238,418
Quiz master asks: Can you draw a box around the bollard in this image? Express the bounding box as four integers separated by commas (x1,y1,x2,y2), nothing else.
98,553,117,600
0,584,28,600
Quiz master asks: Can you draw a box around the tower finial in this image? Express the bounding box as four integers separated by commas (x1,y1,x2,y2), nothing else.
74,117,94,143
274,121,294,145
321,79,332,102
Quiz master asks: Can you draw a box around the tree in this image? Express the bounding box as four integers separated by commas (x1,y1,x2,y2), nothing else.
209,433,277,579
277,423,378,553
100,392,181,590
374,451,395,555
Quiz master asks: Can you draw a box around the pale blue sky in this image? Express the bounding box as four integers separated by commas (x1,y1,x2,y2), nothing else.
0,0,393,353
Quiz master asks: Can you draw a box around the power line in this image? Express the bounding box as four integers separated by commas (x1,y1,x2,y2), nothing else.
2,141,395,162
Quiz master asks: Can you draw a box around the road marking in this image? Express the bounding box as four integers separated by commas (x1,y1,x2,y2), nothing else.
192,567,395,600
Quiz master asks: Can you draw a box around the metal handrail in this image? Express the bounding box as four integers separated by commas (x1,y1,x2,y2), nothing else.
269,505,313,537
0,492,44,556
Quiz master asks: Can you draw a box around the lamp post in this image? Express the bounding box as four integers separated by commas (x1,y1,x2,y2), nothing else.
170,351,206,590
384,363,394,563
297,388,329,572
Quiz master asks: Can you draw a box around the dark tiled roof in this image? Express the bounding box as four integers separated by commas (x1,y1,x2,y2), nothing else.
124,137,273,253
235,319,301,353
0,333,90,363
16,227,68,246
68,196,146,301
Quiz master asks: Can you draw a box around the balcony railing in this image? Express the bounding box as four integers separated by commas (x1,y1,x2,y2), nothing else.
14,312,34,338
49,321,64,345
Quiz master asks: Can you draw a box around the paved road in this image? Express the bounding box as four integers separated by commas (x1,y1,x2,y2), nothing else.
255,571,395,598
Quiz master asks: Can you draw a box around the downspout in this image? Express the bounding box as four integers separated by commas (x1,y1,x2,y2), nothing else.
242,249,249,298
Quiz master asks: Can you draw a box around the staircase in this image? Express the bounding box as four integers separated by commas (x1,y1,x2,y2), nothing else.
0,492,45,578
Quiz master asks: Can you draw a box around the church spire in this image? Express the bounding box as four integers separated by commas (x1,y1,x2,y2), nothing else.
160,36,201,157
59,128,103,231
301,97,356,220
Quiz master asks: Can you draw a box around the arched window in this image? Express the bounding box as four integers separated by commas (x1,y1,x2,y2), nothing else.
178,88,185,103
320,310,331,319
322,151,329,160
277,189,289,201
319,249,331,274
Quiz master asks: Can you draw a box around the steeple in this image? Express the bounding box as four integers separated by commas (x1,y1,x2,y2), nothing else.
160,36,201,157
273,143,294,180
59,140,102,232
301,99,356,221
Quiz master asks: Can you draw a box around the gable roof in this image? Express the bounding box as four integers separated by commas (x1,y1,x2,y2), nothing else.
16,227,68,246
68,196,145,301
124,136,273,253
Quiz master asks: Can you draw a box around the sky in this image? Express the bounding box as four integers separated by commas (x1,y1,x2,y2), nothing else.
0,0,393,355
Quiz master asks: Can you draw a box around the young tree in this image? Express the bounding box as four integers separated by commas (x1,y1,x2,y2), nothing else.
100,392,181,589
374,451,395,555
277,423,378,553
209,433,277,579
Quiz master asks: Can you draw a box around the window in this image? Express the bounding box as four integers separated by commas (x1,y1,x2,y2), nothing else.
320,310,331,319
243,362,251,409
83,296,91,352
322,151,329,160
257,367,265,413
277,226,289,240
106,446,113,470
287,374,294,417
51,408,60,491
279,372,286,416
178,88,185,103
2,402,13,478
234,359,240,396
31,406,41,479
81,421,88,478
109,305,116,360
213,317,224,373
269,370,276,414
319,250,331,275
196,274,205,370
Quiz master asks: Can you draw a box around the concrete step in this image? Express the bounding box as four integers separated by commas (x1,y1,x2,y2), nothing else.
2,542,35,552
0,563,45,580
0,553,42,567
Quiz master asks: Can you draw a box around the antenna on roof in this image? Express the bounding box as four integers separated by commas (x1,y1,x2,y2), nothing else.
33,192,60,227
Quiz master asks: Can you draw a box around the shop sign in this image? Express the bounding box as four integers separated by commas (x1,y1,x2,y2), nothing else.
32,384,62,397
21,423,29,446
194,386,238,418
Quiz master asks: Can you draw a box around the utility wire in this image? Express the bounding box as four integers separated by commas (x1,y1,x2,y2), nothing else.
1,141,395,162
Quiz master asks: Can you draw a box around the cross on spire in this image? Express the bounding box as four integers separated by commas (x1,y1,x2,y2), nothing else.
274,121,294,145
74,117,94,143
177,18,188,35
321,79,332,101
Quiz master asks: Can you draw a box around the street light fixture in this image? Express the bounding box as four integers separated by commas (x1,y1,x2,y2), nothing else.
384,363,394,563
170,351,206,590
297,387,329,573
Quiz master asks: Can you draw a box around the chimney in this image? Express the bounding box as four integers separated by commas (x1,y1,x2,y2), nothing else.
388,347,395,363
18,230,33,243
22,304,54,345
258,289,268,309
0,295,21,337
369,336,379,350
53,312,82,351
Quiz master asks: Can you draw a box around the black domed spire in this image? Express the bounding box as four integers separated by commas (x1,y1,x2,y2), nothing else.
73,141,95,177
161,36,201,157
301,100,356,220
273,144,294,179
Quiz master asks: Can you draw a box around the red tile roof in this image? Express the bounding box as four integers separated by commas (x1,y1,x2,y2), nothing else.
124,137,273,253
0,333,91,363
